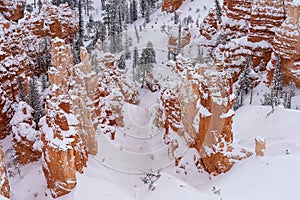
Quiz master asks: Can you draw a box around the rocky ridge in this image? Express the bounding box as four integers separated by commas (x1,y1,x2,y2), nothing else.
199,0,300,86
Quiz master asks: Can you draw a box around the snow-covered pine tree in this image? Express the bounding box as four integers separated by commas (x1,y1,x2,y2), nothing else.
214,0,222,24
236,57,253,107
130,0,138,23
282,81,296,109
176,22,182,56
103,0,127,53
41,74,49,91
73,0,84,63
27,76,44,129
283,90,291,109
124,31,131,59
289,81,296,97
5,147,21,178
51,0,59,6
140,0,146,17
134,23,140,43
37,0,42,13
145,6,150,23
86,0,94,16
138,41,156,87
17,77,26,102
117,54,126,70
101,0,106,9
133,47,139,81
271,55,282,98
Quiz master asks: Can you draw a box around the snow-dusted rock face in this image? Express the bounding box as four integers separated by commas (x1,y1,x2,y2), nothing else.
222,0,252,40
90,40,138,135
272,1,300,86
0,146,9,199
21,2,78,43
168,25,191,56
200,0,300,86
186,60,234,174
157,56,235,174
10,102,42,165
40,39,88,198
255,137,266,156
71,48,98,155
199,9,218,49
162,0,184,13
0,2,78,139
0,0,24,21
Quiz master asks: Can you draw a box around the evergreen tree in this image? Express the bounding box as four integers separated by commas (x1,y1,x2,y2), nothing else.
138,41,156,87
103,0,127,53
145,6,150,23
271,56,282,98
283,90,291,109
6,147,21,178
73,0,84,64
215,0,222,24
236,57,253,107
130,0,138,23
140,0,146,17
134,24,140,43
289,81,296,97
124,32,131,59
117,54,126,70
133,47,139,80
17,77,26,102
176,22,182,56
37,0,42,13
86,0,94,16
27,76,44,129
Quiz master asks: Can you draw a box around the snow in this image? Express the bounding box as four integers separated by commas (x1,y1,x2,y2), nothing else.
220,109,234,119
8,101,300,200
291,0,300,6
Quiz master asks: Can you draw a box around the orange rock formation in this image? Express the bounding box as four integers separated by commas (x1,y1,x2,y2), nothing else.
162,0,184,13
40,38,88,198
0,146,10,198
0,2,78,139
157,56,235,174
10,102,42,165
0,0,24,21
200,0,300,86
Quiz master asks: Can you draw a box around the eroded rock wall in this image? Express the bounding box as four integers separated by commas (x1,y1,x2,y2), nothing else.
200,0,300,85
0,146,10,198
40,38,88,198
0,2,78,139
162,0,184,12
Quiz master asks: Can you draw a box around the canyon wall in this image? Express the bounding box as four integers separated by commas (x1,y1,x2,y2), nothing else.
200,0,300,86
39,38,88,198
0,2,78,139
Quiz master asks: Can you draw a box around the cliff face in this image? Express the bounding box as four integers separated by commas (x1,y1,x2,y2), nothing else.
0,2,78,139
71,48,98,155
39,39,88,198
272,1,300,86
0,146,9,199
222,0,252,40
0,0,24,21
156,56,235,174
200,0,300,86
10,102,42,165
162,0,184,12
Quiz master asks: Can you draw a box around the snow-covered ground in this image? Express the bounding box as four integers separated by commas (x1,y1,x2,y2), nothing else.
7,100,300,200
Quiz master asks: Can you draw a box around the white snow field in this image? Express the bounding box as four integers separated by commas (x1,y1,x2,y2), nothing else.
6,103,300,200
